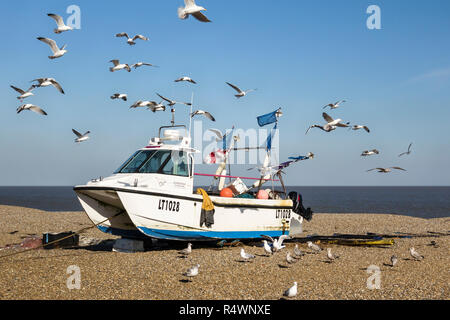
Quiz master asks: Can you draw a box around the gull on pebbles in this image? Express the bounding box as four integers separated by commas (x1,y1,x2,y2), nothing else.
179,243,192,258
240,248,255,262
410,247,424,261
307,241,322,253
283,282,298,298
183,264,200,281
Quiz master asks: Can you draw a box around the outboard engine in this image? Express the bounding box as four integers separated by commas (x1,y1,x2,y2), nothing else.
288,192,313,221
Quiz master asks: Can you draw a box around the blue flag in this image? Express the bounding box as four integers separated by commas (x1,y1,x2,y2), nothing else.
257,108,280,127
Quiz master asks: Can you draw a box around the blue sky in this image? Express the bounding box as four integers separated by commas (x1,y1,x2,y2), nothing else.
0,0,449,186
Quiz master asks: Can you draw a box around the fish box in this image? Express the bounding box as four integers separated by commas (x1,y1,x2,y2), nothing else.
43,232,79,249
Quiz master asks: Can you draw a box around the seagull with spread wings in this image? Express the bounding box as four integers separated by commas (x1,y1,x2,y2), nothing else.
109,60,131,72
226,82,257,98
191,110,215,121
47,13,73,34
361,149,379,157
366,167,406,173
72,129,90,143
398,143,413,157
305,112,350,134
131,62,159,69
10,85,35,101
115,32,149,45
178,0,211,22
323,100,346,110
17,104,47,116
351,125,370,133
175,76,196,84
111,93,128,101
37,37,68,59
156,93,191,107
31,78,65,94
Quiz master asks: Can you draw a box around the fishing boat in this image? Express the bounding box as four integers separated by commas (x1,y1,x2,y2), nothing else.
73,108,313,241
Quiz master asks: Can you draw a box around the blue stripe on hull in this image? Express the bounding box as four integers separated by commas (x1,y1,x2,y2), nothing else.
97,225,147,240
137,226,286,241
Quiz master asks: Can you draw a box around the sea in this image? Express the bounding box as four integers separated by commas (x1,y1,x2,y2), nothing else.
0,186,449,219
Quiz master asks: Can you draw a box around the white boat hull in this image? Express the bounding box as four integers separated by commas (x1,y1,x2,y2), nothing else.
74,186,301,241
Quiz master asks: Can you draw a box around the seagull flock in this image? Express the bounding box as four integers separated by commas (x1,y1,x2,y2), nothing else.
305,99,412,173
177,237,427,298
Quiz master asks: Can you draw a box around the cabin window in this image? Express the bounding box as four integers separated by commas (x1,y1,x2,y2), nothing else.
115,150,189,177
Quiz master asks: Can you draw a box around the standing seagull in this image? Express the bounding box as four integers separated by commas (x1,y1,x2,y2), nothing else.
115,33,149,45
361,149,379,157
283,282,298,298
226,82,257,98
109,60,131,72
47,13,73,34
72,129,90,143
17,104,47,116
131,62,159,69
410,247,424,261
366,167,406,173
10,85,35,101
286,252,298,264
178,0,211,22
262,240,273,256
398,143,413,157
351,125,370,133
240,248,255,262
110,93,128,101
326,248,339,262
293,244,304,258
37,37,67,59
191,110,215,121
31,78,65,94
175,76,196,84
305,113,350,134
307,241,322,253
182,264,200,281
390,255,398,267
323,100,346,110
179,243,192,258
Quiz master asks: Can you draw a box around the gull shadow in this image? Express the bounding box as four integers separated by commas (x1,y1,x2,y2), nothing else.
235,259,253,263
278,264,291,269
255,254,271,257
179,279,193,283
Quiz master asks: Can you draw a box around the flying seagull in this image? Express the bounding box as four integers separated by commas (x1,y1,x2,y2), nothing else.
111,93,127,101
109,60,131,72
183,264,200,281
131,62,159,69
398,143,413,157
323,100,346,110
10,85,35,101
16,104,47,116
361,149,379,157
72,129,90,143
305,112,350,134
156,93,191,107
191,110,215,121
178,0,211,22
410,247,424,261
283,282,298,298
47,13,73,34
115,33,149,45
226,82,257,98
130,100,159,109
37,37,67,59
351,125,370,133
307,241,322,253
366,167,406,173
147,102,166,113
31,78,64,94
175,76,196,84
179,243,192,258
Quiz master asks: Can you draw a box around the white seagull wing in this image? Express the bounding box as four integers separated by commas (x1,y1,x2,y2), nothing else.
37,37,59,54
47,13,65,27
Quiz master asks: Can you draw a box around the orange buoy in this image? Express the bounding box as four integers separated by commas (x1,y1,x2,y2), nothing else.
256,190,269,200
220,188,234,198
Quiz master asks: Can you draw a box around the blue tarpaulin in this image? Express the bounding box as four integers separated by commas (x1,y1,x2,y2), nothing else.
257,108,281,127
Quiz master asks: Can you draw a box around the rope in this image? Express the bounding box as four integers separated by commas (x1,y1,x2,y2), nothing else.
0,210,125,260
